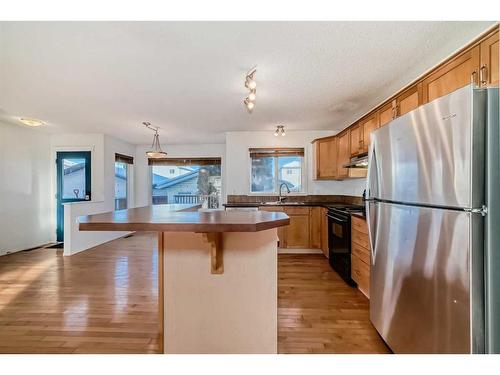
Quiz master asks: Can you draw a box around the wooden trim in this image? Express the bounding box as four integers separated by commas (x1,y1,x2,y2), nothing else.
115,153,134,164
148,157,221,166
158,232,165,354
249,147,305,158
202,232,224,274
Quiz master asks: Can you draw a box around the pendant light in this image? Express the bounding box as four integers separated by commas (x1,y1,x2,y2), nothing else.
274,125,286,137
143,122,167,158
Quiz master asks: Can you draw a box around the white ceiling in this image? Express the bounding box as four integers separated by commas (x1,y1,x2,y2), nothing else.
0,21,495,144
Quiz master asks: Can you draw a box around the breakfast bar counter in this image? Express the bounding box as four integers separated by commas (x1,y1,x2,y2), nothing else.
79,204,289,354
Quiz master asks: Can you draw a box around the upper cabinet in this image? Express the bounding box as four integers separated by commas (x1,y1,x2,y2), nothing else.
396,84,421,117
378,101,395,127
350,124,362,157
337,131,350,179
480,31,499,87
421,45,480,104
314,136,338,179
359,113,378,153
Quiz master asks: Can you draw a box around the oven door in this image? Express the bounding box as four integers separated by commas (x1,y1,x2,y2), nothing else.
328,212,349,255
327,211,355,286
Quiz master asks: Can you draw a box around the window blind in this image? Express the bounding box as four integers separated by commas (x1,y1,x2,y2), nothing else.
249,147,304,158
148,157,221,166
115,153,134,164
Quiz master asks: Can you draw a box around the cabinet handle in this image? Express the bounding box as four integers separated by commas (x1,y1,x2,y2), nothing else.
471,70,478,86
480,65,488,85
391,106,396,119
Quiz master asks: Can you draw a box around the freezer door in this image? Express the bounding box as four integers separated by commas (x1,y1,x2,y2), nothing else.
371,85,485,208
369,202,484,353
485,88,500,353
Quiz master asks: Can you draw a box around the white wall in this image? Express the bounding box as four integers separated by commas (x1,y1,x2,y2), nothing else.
0,122,52,255
225,131,366,197
51,134,136,255
134,143,226,207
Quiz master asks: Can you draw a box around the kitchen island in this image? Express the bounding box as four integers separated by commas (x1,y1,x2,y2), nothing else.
78,204,289,354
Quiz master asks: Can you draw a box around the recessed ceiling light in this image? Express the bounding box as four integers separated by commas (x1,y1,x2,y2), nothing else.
19,118,45,127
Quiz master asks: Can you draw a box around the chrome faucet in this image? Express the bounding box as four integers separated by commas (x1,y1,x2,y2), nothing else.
278,182,290,203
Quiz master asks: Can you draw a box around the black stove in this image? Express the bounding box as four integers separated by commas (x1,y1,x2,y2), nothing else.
326,204,365,286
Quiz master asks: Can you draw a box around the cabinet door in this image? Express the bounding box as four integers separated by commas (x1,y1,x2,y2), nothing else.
378,101,396,128
309,207,322,249
259,206,286,247
337,131,350,179
360,113,378,153
350,124,362,157
421,45,480,103
396,84,421,117
480,30,499,87
315,137,338,179
284,208,310,248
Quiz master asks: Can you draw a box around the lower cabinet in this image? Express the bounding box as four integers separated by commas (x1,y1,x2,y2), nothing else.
284,207,310,248
259,206,324,250
351,215,371,299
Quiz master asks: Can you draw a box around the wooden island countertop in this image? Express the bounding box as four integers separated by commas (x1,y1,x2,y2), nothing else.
77,203,289,354
78,204,289,233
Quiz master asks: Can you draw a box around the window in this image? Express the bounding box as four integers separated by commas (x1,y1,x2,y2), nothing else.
149,158,222,209
250,148,305,194
115,153,133,210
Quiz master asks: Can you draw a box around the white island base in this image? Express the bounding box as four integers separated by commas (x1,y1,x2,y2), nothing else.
161,229,278,354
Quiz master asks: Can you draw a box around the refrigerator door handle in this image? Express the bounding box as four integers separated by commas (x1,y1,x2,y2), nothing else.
366,200,379,264
366,138,379,200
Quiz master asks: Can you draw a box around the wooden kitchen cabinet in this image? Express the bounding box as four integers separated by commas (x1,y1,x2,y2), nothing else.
337,131,350,178
378,100,396,128
396,84,421,117
283,207,310,248
480,31,499,87
350,124,362,157
359,113,378,153
309,207,322,249
313,136,338,180
351,215,370,299
421,45,480,104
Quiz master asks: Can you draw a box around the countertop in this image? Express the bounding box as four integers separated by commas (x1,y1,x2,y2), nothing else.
224,201,346,208
78,204,290,233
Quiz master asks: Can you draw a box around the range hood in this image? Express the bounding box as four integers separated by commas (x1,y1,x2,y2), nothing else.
343,155,368,169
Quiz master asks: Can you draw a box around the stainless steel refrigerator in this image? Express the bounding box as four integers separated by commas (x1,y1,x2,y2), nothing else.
365,85,499,354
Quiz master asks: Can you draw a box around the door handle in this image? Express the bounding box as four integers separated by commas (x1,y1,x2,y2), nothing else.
471,70,478,86
480,65,488,85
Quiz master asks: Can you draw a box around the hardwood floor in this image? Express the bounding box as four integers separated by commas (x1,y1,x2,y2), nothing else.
0,232,160,353
0,233,389,354
278,254,390,354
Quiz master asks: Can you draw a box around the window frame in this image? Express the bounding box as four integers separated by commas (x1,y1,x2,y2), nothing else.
248,152,307,196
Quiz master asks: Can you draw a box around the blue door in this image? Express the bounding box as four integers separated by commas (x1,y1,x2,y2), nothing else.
56,151,91,242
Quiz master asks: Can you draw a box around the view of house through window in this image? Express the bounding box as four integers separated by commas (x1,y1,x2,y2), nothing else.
151,158,222,209
250,148,304,193
114,153,133,210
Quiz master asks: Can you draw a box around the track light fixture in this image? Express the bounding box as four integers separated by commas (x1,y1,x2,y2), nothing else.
274,125,286,137
244,67,257,113
143,121,168,158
